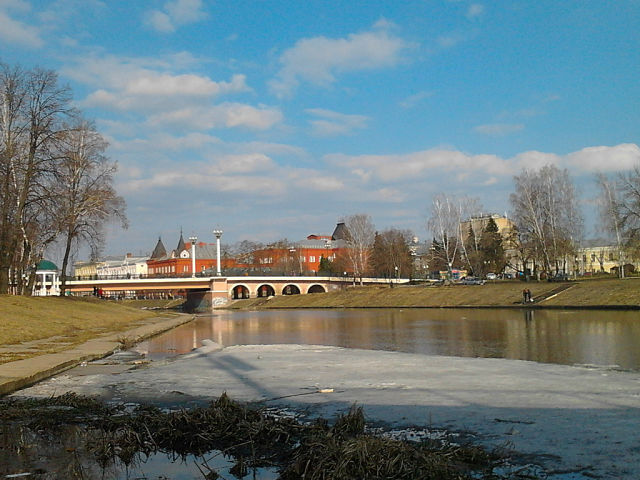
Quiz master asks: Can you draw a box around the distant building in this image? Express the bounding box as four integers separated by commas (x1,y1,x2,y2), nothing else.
147,232,226,277
96,253,149,278
250,227,347,275
33,260,60,296
571,242,638,276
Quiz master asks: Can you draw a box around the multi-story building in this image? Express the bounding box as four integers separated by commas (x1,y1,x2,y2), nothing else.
146,234,234,277
96,253,149,278
571,242,637,276
252,232,346,275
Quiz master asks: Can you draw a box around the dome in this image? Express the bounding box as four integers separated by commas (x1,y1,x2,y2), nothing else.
36,260,59,271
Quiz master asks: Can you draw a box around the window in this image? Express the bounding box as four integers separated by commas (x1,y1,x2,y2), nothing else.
310,256,316,263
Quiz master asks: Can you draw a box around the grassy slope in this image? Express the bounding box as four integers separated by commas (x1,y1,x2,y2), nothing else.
228,278,640,309
0,295,156,350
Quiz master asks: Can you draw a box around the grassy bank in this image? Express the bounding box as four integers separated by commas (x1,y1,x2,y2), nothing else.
227,277,640,309
0,295,158,364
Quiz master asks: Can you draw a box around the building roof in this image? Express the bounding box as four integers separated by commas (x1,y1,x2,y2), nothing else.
332,222,351,241
36,259,58,271
176,231,186,253
150,237,167,259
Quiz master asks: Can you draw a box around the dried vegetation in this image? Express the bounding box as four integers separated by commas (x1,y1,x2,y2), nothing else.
0,393,540,479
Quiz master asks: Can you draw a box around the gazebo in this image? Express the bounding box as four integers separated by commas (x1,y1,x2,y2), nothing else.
34,260,60,296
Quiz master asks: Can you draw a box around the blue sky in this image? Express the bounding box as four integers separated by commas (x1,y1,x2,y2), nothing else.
1,0,639,256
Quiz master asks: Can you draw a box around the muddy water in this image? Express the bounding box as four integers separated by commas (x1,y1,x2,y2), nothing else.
139,308,640,370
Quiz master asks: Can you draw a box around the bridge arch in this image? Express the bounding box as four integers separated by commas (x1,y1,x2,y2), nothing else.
231,284,250,299
256,284,276,297
307,284,326,294
282,284,301,295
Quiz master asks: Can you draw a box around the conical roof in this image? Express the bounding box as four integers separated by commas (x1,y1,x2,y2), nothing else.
331,222,351,241
176,230,186,253
150,237,167,259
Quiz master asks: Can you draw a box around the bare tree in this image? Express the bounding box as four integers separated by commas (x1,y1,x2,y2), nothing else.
0,63,73,293
510,165,582,278
614,166,640,270
343,213,375,284
596,173,625,277
54,119,127,294
597,166,640,277
426,194,480,277
371,228,414,283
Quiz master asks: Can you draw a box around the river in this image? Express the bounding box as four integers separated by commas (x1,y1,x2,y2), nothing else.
138,308,640,371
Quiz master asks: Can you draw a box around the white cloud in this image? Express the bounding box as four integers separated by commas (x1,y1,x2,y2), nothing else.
0,1,43,48
208,153,276,174
145,0,207,33
327,149,510,182
565,144,640,172
121,171,286,196
147,103,283,131
306,108,368,137
64,55,278,131
399,91,434,109
474,123,524,136
466,4,484,19
270,24,410,98
287,169,345,192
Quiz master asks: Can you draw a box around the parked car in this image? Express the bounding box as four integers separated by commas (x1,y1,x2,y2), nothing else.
548,273,570,282
486,273,497,280
461,276,485,285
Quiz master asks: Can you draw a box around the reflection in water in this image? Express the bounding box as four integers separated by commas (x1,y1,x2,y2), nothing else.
139,309,640,370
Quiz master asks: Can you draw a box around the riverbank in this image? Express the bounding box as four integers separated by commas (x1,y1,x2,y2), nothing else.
0,295,185,365
0,295,195,395
226,277,640,309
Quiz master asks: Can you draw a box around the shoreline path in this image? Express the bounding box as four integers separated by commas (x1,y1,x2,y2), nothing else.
12,342,640,479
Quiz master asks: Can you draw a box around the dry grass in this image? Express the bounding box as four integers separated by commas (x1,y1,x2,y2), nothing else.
542,277,640,306
229,278,640,309
0,394,518,479
0,295,155,354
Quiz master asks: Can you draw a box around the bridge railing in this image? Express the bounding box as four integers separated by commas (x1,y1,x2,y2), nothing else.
66,269,337,281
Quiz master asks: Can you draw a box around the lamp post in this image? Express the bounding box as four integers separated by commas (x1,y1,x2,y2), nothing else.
213,228,223,276
189,235,197,277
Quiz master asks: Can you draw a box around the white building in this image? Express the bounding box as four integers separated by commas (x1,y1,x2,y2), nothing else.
96,254,149,278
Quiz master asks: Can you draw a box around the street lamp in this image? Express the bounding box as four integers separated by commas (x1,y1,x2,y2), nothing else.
189,235,197,277
213,228,223,276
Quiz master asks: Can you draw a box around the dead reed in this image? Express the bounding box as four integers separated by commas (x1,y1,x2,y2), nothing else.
1,393,539,479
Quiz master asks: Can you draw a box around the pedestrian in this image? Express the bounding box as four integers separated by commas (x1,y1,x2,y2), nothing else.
522,288,528,304
528,289,533,302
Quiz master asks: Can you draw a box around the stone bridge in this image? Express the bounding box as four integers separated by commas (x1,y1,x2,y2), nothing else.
65,275,389,310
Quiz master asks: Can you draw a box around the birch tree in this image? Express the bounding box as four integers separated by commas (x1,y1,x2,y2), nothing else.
426,194,480,277
596,173,626,277
343,213,375,284
510,165,582,278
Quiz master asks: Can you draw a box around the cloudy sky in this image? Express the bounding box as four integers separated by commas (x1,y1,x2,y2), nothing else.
1,0,639,256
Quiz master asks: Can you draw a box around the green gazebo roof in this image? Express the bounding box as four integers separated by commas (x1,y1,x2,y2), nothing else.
36,260,58,271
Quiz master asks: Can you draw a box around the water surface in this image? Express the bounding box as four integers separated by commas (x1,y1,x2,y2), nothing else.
139,308,640,370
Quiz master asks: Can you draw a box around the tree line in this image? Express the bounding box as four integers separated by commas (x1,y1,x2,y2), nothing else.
0,61,126,295
257,163,640,282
